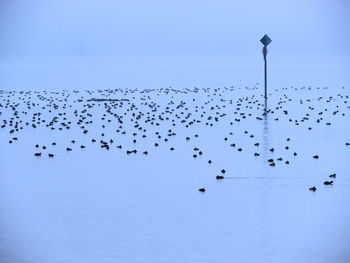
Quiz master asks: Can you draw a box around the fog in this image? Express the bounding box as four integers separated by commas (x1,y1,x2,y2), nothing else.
1,1,350,263
1,0,349,56
0,0,349,90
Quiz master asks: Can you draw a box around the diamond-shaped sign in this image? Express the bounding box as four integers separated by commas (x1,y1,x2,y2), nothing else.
260,34,272,46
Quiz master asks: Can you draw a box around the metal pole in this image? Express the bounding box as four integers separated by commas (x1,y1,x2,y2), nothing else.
264,56,267,99
260,35,271,103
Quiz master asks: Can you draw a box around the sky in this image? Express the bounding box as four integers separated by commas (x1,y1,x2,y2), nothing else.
0,0,349,57
0,0,349,90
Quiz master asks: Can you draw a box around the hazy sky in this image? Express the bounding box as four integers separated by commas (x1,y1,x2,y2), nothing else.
0,0,349,90
0,0,349,57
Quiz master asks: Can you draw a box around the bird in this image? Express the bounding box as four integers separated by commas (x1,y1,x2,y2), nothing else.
198,188,206,192
324,181,333,185
329,173,336,178
313,155,319,159
216,175,224,180
309,186,317,191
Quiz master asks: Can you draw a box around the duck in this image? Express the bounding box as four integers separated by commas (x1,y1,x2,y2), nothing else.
216,175,224,180
48,153,54,158
34,152,41,157
198,188,206,192
309,186,317,191
329,173,336,178
324,181,333,185
313,155,319,159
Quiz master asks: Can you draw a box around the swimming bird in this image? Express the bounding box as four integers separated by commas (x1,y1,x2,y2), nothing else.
324,181,333,185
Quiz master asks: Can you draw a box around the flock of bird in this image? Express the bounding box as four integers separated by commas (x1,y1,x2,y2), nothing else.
0,85,349,193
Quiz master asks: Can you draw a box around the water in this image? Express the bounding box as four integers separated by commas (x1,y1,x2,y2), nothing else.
0,75,350,262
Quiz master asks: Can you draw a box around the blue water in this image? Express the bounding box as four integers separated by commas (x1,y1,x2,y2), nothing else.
1,73,350,262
